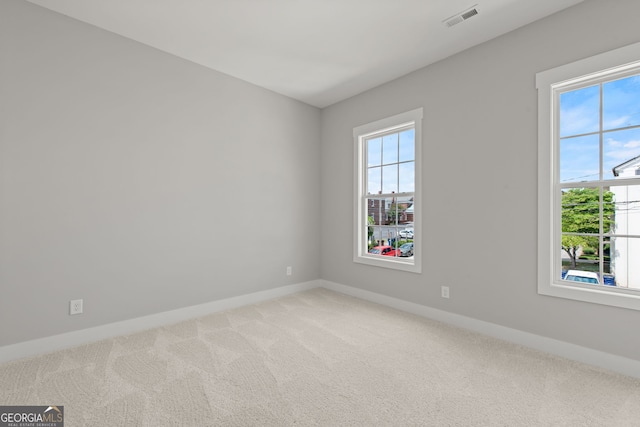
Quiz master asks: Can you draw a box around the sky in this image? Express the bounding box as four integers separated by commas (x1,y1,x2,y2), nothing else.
367,128,415,195
560,74,640,183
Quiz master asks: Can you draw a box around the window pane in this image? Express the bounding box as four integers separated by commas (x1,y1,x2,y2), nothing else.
382,164,398,194
367,137,382,167
367,167,381,194
603,74,640,131
610,184,640,236
560,134,599,183
368,225,382,247
559,85,600,138
610,236,640,289
367,197,386,226
603,236,613,279
399,162,415,193
561,188,601,234
369,225,397,255
366,196,413,253
399,129,415,162
561,248,601,285
398,240,414,259
390,195,413,226
604,127,640,180
370,225,396,245
382,133,398,164
367,196,397,253
561,237,614,284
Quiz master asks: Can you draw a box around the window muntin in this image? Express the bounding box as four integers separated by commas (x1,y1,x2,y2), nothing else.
537,41,640,310
354,108,422,273
367,128,415,196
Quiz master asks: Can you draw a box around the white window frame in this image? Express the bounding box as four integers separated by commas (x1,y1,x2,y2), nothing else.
537,41,640,310
353,108,422,273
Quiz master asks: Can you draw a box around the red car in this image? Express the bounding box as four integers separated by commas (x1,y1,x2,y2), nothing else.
369,245,400,257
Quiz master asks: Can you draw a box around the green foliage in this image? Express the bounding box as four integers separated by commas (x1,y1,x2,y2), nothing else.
367,216,375,240
561,188,614,268
386,204,405,225
561,188,613,234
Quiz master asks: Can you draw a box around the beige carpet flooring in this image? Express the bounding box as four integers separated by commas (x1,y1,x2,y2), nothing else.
1,288,639,426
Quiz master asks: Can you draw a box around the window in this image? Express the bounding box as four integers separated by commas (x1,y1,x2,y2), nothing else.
353,108,422,273
537,42,640,310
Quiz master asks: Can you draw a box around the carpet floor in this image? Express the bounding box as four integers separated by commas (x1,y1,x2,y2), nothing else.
1,288,639,426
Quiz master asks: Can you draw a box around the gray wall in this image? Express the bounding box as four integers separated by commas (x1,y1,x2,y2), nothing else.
321,0,640,362
0,0,321,346
2,0,638,363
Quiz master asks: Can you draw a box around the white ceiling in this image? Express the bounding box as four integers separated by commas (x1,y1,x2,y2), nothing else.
25,0,583,108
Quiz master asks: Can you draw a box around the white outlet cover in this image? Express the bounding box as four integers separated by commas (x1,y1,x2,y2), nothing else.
70,299,83,315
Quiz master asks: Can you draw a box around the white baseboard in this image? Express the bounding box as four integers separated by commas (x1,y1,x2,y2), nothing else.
4,278,639,380
320,280,640,379
0,280,320,364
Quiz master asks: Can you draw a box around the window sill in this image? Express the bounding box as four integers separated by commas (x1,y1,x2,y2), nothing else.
538,277,640,311
354,254,421,273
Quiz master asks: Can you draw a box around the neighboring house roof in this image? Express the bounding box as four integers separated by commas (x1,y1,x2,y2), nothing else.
613,155,640,177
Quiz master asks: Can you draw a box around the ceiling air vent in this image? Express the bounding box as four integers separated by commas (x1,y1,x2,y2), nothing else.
443,5,479,28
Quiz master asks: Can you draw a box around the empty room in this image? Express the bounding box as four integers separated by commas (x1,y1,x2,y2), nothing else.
1,0,640,425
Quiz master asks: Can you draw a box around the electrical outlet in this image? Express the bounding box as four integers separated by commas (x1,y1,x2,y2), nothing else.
441,286,450,299
70,299,83,315
286,266,292,276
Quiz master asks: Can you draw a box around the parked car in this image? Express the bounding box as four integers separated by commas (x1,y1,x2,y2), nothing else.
369,245,400,257
398,242,413,257
562,270,600,285
561,270,616,286
398,229,414,239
